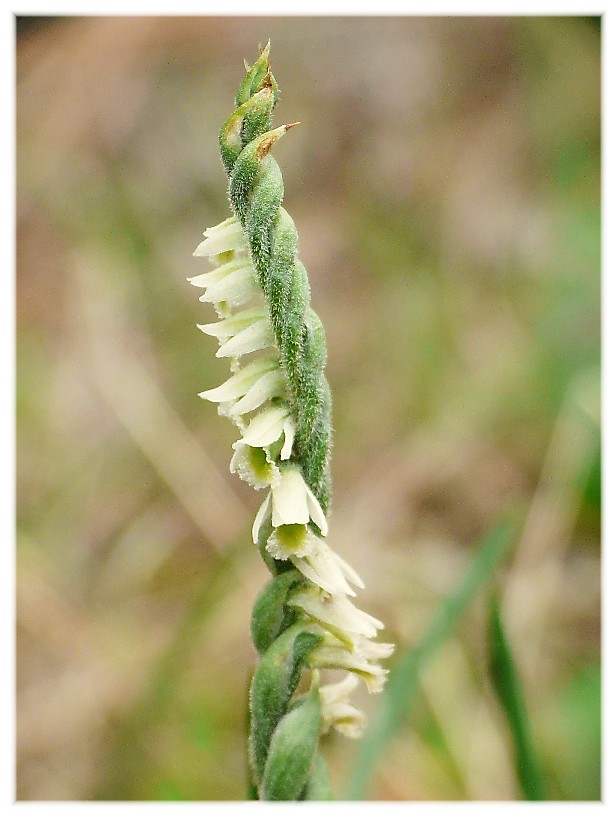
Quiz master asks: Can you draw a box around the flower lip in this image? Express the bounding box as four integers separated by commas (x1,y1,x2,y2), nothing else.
265,524,316,560
230,441,279,490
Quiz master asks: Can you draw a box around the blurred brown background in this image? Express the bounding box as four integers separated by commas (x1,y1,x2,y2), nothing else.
16,16,600,801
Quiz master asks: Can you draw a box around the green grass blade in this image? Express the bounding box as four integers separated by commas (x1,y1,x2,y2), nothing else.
488,594,546,800
345,519,516,800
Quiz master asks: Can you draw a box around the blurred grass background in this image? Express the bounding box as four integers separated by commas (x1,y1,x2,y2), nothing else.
16,15,600,801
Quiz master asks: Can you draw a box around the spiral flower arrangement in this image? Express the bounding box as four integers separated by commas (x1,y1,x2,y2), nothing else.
190,43,393,800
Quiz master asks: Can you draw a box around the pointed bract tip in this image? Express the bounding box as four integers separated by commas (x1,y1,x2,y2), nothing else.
257,70,274,92
256,123,296,160
285,121,301,131
256,41,272,69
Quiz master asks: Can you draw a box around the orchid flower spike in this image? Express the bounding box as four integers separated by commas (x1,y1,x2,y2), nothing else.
190,43,394,801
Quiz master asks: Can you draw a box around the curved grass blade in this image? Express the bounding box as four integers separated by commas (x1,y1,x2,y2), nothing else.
345,519,516,800
488,593,546,800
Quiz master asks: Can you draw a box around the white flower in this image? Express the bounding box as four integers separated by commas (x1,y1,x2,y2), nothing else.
199,356,278,403
193,216,248,257
189,257,261,308
197,306,284,417
309,633,392,694
242,405,294,450
289,535,362,597
196,307,267,340
250,466,327,543
188,257,245,289
318,675,366,738
271,467,328,532
216,316,274,359
352,637,396,662
228,370,286,417
200,356,288,421
251,466,328,545
288,585,384,644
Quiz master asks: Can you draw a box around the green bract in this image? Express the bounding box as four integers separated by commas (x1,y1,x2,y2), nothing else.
261,678,322,801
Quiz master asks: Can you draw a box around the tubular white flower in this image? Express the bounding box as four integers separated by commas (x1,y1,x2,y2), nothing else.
228,369,286,417
197,307,268,339
289,534,359,597
309,633,392,694
354,637,396,662
216,317,274,358
199,357,278,404
196,259,262,307
242,404,292,449
319,672,358,702
193,215,248,256
251,466,328,547
288,585,384,642
318,675,366,738
188,257,247,289
270,466,328,534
